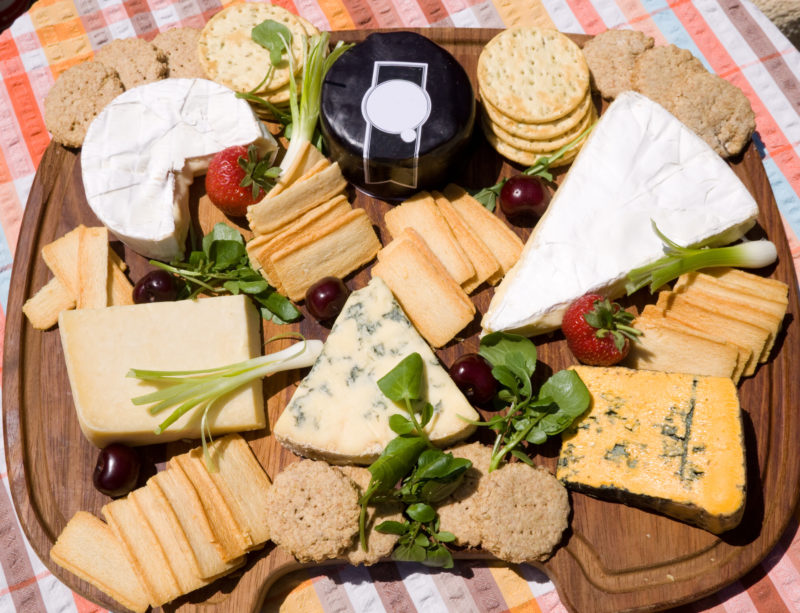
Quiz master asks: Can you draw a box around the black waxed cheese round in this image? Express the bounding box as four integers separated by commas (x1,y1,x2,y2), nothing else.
320,32,475,201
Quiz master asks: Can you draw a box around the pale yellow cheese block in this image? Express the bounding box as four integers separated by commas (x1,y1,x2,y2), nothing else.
58,294,264,447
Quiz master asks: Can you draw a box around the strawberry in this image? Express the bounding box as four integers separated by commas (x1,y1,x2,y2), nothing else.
205,144,280,217
562,293,642,366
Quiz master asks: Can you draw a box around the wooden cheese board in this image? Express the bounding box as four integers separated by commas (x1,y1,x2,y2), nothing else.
4,28,800,613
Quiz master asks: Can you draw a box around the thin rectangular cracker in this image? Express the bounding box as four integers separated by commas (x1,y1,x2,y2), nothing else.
432,190,500,292
77,226,109,309
247,162,347,235
271,208,381,301
441,184,523,281
705,267,789,303
266,142,327,197
102,496,182,607
674,271,788,320
50,512,150,613
41,225,83,297
384,191,475,285
373,228,475,348
108,249,134,306
23,277,75,329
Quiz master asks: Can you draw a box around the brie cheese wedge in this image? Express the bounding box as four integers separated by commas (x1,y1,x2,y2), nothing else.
483,91,759,336
81,78,276,261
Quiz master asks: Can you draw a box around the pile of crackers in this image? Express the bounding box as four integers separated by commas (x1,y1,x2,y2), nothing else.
582,30,755,157
198,3,319,117
625,268,788,383
22,225,133,329
373,185,524,347
245,142,381,301
51,435,272,612
477,27,595,167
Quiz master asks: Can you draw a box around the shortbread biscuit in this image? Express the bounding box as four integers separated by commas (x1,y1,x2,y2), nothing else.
481,90,593,140
44,62,123,147
582,29,655,99
478,27,589,123
153,27,206,79
631,44,705,104
94,38,168,89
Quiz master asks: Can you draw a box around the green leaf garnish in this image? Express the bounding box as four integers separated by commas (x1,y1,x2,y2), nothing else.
251,20,293,67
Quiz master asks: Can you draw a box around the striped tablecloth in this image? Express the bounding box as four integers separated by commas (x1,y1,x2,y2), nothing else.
2,1,800,612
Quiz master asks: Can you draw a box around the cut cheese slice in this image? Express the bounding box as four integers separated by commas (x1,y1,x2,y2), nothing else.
274,277,479,464
483,91,759,336
558,366,745,534
82,79,276,261
58,294,264,447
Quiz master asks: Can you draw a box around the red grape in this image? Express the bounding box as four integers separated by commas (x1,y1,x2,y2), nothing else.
449,353,497,405
499,175,550,220
133,270,178,303
305,276,350,321
93,443,141,497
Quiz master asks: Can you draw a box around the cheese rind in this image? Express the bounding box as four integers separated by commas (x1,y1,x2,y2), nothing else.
82,79,276,261
274,278,479,463
557,366,746,534
59,295,264,447
483,91,759,336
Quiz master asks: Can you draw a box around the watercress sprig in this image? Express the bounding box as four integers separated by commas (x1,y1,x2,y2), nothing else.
151,223,300,324
471,122,596,211
464,332,591,471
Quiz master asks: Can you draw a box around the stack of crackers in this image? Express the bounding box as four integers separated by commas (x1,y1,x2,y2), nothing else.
582,30,755,157
245,142,381,301
373,184,524,347
624,268,788,383
23,225,133,329
198,3,320,118
50,434,271,612
477,28,594,167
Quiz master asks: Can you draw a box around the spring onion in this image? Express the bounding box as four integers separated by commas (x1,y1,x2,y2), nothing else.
625,221,778,294
128,338,322,467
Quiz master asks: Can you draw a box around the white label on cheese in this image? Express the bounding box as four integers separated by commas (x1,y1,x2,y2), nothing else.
483,91,760,335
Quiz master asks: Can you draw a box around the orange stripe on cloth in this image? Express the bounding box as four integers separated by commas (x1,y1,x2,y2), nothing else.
72,591,106,613
262,571,325,613
488,564,543,612
0,72,50,173
315,0,355,30
493,0,555,29
0,181,23,256
563,0,605,34
669,1,800,205
610,0,669,45
0,570,51,598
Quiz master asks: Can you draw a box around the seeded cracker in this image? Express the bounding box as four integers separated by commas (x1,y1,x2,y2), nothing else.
335,466,403,565
582,29,655,99
198,3,306,94
475,463,569,563
153,28,206,79
481,91,593,141
478,28,589,124
94,38,168,89
631,44,705,105
436,442,493,548
264,460,359,563
44,62,124,148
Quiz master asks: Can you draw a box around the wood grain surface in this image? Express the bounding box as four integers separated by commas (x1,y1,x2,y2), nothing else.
3,29,799,613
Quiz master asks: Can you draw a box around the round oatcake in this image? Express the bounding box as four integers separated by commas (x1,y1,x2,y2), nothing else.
666,71,756,157
482,102,597,154
474,463,570,563
582,29,655,99
94,37,168,89
44,61,124,147
153,27,206,79
480,90,593,141
631,44,705,105
264,460,360,563
198,3,306,94
436,442,493,548
335,465,403,566
478,27,590,124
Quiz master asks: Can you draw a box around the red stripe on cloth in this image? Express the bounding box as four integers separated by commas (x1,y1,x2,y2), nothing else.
669,1,800,203
743,563,791,611
416,0,449,25
0,181,23,256
336,0,379,28
368,562,418,612
459,560,510,612
0,570,51,597
563,0,605,35
72,590,107,613
0,479,47,612
271,0,299,13
0,66,50,171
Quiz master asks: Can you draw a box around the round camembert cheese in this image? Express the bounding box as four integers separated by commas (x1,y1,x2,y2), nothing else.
81,78,276,260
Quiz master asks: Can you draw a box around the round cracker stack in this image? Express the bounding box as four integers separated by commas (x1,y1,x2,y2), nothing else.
198,3,319,114
477,27,594,167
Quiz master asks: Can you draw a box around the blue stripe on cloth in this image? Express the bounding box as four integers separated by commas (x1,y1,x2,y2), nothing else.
638,0,714,71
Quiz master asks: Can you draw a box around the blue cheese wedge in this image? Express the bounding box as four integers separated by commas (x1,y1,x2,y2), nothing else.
557,366,745,534
274,278,479,463
483,91,759,336
59,295,264,447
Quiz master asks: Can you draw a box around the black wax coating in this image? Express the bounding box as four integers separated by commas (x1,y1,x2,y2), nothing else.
321,31,475,201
